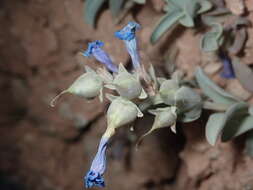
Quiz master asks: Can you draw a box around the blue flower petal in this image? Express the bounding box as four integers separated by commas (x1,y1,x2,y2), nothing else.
83,40,104,57
85,171,105,188
82,40,118,73
115,21,141,69
84,137,109,188
114,21,141,41
219,52,235,79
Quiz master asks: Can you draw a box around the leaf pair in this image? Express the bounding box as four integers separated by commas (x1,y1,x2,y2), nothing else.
201,23,224,52
195,67,253,147
151,0,212,43
206,102,253,145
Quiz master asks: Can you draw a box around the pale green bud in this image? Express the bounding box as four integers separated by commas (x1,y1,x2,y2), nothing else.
159,79,179,105
68,72,102,98
50,66,103,107
149,107,177,131
113,64,142,100
106,97,143,129
137,107,177,146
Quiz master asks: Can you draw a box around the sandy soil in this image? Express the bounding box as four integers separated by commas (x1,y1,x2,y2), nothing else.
1,0,253,190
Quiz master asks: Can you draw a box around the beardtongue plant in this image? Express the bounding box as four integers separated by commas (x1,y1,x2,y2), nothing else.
51,21,253,188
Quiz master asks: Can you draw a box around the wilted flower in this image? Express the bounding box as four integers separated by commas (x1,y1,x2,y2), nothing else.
115,22,141,69
219,52,235,79
85,137,109,188
83,40,118,73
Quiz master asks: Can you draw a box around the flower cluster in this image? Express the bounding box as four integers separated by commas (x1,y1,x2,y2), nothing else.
51,21,203,188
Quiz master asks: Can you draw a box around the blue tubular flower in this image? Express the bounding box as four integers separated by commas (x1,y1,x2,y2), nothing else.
83,40,118,73
219,52,235,79
84,137,109,188
115,21,141,69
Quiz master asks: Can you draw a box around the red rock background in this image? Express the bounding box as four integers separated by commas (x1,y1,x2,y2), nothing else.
1,0,253,190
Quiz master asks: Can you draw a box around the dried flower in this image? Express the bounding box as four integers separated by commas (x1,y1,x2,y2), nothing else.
115,22,141,69
83,40,118,73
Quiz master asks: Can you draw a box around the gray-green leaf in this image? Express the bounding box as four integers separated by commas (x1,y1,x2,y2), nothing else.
197,0,212,14
109,0,124,17
205,113,225,146
84,0,106,27
205,102,250,145
151,9,183,43
179,0,200,27
221,102,253,141
231,58,253,93
175,86,202,122
200,23,224,52
195,67,239,105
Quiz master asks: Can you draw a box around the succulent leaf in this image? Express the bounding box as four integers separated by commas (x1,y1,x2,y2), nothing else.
151,9,184,43
195,67,239,105
231,58,253,93
109,0,124,17
84,0,106,27
205,113,225,146
201,23,224,52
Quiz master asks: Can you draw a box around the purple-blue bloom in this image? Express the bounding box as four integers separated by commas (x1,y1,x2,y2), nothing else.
219,52,235,79
83,40,118,73
84,137,109,188
115,22,141,69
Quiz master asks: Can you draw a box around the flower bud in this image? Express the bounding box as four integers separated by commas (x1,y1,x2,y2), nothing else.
50,66,103,107
106,97,143,130
137,107,177,146
147,107,177,134
113,64,142,100
159,79,179,105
